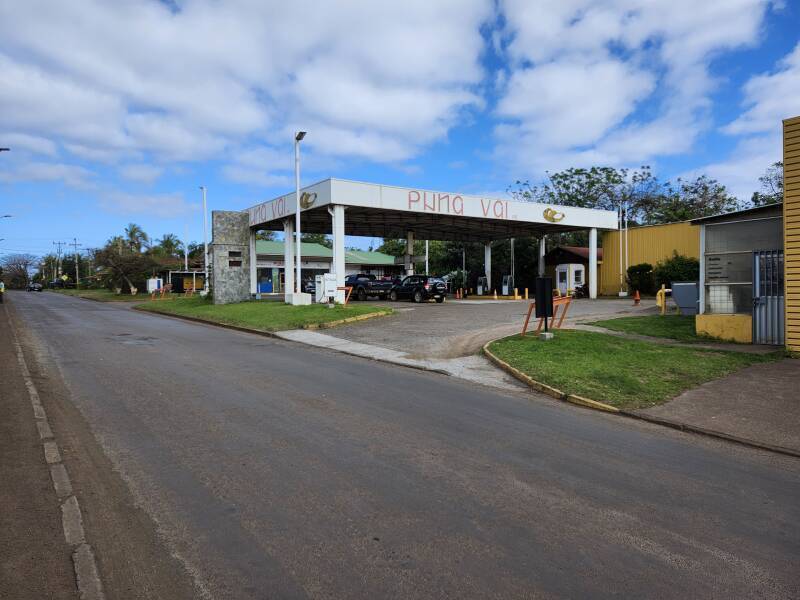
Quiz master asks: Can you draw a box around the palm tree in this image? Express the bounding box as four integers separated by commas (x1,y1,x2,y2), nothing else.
125,223,149,253
156,233,181,257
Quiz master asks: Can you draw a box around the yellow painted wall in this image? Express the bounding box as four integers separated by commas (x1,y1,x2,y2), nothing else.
600,222,699,295
696,314,753,344
784,116,800,352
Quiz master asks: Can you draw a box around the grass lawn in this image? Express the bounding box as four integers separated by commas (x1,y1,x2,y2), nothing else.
48,288,143,302
136,296,392,332
487,330,781,409
591,315,705,343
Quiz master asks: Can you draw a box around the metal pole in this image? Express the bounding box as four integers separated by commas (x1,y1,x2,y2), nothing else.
425,240,429,275
201,186,209,293
624,201,629,284
184,224,189,271
619,205,623,293
294,135,302,294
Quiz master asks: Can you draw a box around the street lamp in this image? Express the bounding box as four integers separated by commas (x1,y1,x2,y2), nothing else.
200,186,209,295
294,131,306,296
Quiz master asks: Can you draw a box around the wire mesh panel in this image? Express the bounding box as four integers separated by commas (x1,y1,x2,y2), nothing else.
752,250,784,345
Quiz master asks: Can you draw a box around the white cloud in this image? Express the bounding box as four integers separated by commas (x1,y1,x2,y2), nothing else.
0,132,57,156
0,161,94,188
694,41,800,201
496,0,772,173
0,0,492,185
99,191,197,218
119,163,164,184
723,42,800,136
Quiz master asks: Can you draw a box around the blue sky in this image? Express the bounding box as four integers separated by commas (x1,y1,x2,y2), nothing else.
1,0,799,256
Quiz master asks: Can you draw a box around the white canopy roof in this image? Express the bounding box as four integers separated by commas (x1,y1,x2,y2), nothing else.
247,178,617,242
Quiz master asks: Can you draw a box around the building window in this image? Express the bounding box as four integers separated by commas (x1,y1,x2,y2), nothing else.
229,250,242,258
229,260,242,267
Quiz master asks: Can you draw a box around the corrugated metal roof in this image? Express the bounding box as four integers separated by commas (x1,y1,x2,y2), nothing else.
255,240,396,265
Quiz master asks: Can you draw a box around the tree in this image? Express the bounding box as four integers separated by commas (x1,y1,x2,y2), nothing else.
124,223,150,253
92,245,157,294
751,161,783,207
255,230,275,241
652,175,739,223
1,253,37,288
301,233,332,248
153,233,181,257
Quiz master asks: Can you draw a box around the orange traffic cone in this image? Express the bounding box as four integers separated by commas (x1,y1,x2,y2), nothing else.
633,290,641,305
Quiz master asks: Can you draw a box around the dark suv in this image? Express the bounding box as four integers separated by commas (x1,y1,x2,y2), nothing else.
389,275,447,303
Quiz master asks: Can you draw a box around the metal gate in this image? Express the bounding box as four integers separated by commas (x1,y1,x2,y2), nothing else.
752,250,784,345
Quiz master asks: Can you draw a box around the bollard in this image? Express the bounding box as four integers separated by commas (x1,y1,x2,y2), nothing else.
493,290,498,300
514,287,519,300
524,288,529,300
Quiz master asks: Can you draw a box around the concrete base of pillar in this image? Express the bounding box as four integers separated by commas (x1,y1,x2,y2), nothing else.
539,332,554,341
286,292,312,306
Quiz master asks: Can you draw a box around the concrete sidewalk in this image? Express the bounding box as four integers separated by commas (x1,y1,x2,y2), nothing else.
635,358,800,455
275,329,527,392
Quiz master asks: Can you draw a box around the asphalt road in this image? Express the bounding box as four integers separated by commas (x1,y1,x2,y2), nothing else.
8,291,800,599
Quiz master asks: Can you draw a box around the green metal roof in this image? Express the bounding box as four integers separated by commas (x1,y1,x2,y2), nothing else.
256,240,396,265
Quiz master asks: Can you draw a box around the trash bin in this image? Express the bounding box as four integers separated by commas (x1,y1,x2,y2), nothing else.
671,281,698,315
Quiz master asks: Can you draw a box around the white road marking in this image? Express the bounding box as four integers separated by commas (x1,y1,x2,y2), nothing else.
4,302,105,600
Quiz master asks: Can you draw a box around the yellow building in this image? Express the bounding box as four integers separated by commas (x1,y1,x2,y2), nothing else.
784,115,800,352
600,221,699,296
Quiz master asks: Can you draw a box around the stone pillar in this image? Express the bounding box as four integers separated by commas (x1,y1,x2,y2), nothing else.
589,228,598,299
249,229,257,296
538,236,546,277
210,211,250,304
283,219,294,300
331,205,346,303
484,242,492,289
405,231,415,276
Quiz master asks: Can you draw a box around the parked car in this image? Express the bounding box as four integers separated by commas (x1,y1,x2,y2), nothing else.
301,278,316,295
345,273,394,301
389,275,447,303
27,282,43,292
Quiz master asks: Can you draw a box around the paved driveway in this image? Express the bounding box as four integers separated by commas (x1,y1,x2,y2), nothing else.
329,297,653,358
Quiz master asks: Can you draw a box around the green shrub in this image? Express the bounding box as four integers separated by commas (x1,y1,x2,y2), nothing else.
627,263,655,294
654,252,699,288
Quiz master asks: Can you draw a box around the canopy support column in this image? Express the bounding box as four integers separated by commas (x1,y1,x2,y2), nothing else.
331,205,346,303
283,219,294,302
589,228,598,299
484,242,492,290
405,231,415,276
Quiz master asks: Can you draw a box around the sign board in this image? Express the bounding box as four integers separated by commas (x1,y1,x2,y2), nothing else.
247,179,619,230
535,277,554,319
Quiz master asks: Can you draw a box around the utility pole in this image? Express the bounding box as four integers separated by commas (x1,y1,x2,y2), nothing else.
53,241,67,279
72,238,82,288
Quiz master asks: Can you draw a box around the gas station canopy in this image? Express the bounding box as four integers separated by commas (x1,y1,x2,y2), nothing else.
247,178,618,242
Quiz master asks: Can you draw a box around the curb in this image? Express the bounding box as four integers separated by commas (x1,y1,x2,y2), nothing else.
481,341,619,413
482,338,800,459
131,305,452,377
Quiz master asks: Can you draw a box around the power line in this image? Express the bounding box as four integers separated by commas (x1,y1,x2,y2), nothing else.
72,237,82,286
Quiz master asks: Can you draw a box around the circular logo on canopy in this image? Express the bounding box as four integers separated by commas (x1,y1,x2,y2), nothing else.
300,192,317,209
543,208,565,223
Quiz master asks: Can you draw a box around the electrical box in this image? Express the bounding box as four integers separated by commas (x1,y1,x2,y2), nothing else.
315,273,338,303
147,277,163,293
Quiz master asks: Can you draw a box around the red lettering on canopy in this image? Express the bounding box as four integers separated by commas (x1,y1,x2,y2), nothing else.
408,190,421,209
452,195,464,215
480,198,491,217
493,201,505,218
423,191,436,212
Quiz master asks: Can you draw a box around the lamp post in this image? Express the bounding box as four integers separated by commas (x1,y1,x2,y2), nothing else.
200,186,209,294
294,131,306,295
